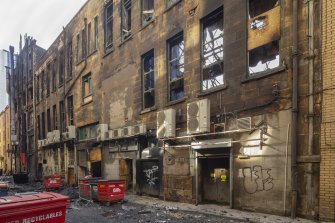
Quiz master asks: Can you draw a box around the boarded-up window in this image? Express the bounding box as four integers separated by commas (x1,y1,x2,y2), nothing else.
248,0,280,75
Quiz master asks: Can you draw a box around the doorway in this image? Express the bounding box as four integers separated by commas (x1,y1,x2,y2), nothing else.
119,159,133,191
91,161,102,177
200,156,230,204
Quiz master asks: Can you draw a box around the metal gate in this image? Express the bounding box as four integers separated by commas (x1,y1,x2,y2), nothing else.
137,159,160,196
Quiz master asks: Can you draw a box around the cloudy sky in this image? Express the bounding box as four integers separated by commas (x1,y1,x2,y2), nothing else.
0,0,87,51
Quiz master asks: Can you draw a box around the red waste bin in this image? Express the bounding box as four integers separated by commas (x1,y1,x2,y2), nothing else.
0,192,69,223
97,180,125,203
79,177,101,200
44,174,61,190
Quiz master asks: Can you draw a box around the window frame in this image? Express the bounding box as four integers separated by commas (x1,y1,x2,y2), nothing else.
94,16,99,50
141,0,154,26
200,7,225,93
121,0,132,41
167,32,185,102
67,96,74,126
82,73,93,100
247,0,281,77
141,50,155,110
104,1,114,53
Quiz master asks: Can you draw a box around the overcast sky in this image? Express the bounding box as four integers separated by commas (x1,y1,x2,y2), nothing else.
0,0,87,52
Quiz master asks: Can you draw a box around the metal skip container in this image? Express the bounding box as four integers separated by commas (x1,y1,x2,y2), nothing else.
0,192,69,223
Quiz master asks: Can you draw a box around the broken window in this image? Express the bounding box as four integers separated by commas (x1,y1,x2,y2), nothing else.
59,49,64,85
121,0,132,40
248,0,280,75
105,2,113,52
41,71,45,100
60,101,66,133
47,108,51,132
67,42,73,78
94,16,98,50
166,0,180,9
42,112,46,139
88,22,92,54
82,74,92,99
141,0,154,26
168,33,184,101
53,105,57,130
37,115,41,140
36,76,40,102
81,29,86,59
67,96,74,126
142,50,155,109
76,34,80,62
201,8,224,91
46,64,50,95
52,60,57,92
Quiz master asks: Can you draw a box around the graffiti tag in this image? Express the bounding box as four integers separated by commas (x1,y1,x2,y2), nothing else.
143,165,159,186
242,165,274,194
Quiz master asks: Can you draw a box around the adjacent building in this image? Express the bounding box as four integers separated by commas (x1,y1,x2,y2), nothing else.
8,0,333,221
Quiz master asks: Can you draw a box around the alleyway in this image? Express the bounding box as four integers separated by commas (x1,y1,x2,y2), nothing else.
66,193,316,223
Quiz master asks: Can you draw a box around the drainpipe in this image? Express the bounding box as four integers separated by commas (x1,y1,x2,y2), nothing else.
307,0,314,216
291,0,299,219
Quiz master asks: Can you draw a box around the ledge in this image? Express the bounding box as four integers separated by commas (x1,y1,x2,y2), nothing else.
119,34,133,47
140,106,157,115
241,66,286,84
197,85,227,97
103,47,114,58
166,96,187,107
140,18,156,31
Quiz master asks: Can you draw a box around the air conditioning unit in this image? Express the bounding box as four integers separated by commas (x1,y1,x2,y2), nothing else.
97,124,109,141
62,125,76,141
111,128,122,139
132,124,147,135
47,132,53,144
67,125,76,139
237,117,251,130
53,130,61,143
157,109,176,138
122,126,132,137
187,99,210,134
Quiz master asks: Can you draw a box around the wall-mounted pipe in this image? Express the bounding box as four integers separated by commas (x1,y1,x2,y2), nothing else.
291,0,299,219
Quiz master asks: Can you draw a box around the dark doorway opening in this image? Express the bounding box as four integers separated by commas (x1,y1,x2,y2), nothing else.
91,161,101,177
119,159,133,191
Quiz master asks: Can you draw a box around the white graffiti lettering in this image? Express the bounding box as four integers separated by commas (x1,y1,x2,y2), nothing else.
143,165,159,186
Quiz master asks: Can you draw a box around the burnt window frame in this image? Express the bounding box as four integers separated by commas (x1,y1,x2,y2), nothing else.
104,1,114,53
141,50,155,110
81,28,86,60
94,16,99,50
167,32,185,102
121,0,132,41
247,0,281,77
52,105,57,130
46,64,50,96
141,0,154,26
200,6,225,93
67,96,74,126
47,108,51,132
59,48,64,86
67,41,73,79
88,22,92,54
59,100,66,133
76,34,80,62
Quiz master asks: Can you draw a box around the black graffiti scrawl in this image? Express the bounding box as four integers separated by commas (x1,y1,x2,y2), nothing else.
242,165,274,194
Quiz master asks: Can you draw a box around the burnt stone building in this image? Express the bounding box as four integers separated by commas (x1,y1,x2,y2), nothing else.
8,0,326,220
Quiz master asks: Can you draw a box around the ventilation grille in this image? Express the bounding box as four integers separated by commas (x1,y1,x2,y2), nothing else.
237,117,251,130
